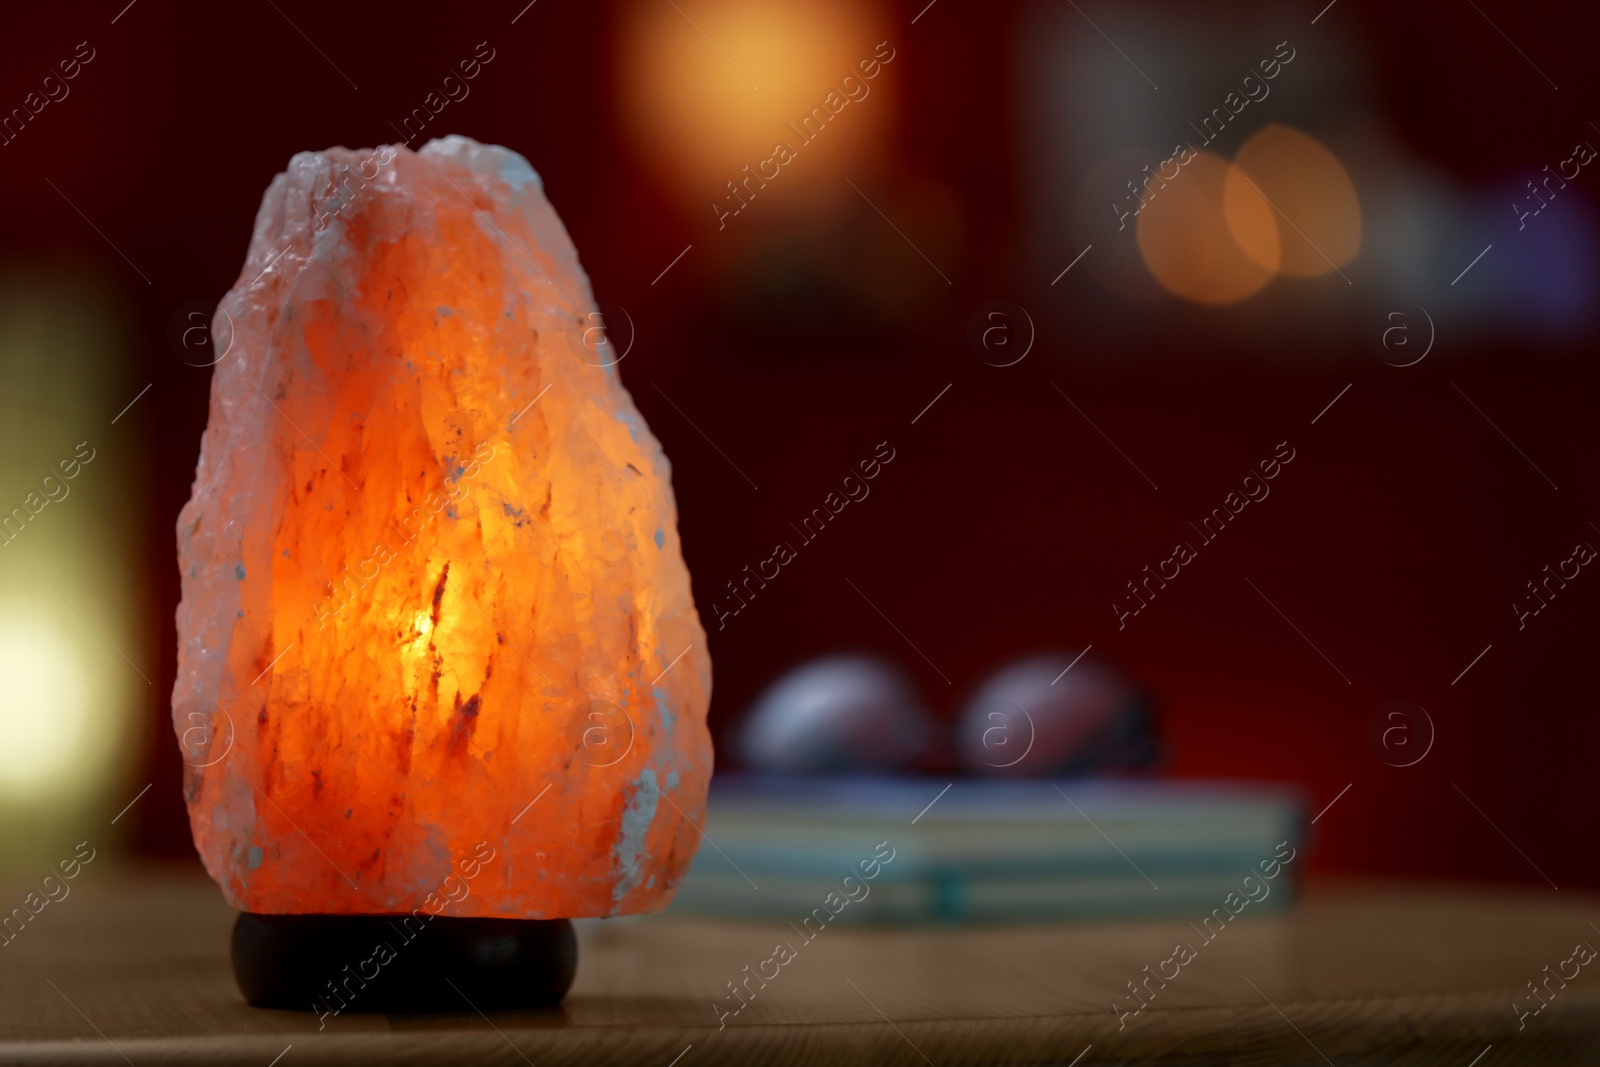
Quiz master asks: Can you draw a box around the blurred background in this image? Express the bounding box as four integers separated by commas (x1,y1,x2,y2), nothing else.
0,0,1596,892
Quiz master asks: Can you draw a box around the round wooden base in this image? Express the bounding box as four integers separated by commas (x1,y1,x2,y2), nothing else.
231,912,577,1013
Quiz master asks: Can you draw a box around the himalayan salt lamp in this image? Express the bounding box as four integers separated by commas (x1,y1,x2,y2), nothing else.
173,136,712,1009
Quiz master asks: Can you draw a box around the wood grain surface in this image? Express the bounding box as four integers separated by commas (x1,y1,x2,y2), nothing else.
2,866,1598,1065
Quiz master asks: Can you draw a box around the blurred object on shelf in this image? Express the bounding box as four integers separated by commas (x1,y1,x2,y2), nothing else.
1021,0,1598,340
669,776,1304,924
735,649,1155,777
705,167,965,334
956,652,1158,777
738,654,930,774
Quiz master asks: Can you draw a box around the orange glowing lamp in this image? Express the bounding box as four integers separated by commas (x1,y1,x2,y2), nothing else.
172,136,712,1010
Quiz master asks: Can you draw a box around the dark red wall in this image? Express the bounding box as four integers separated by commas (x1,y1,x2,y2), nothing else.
2,0,1593,889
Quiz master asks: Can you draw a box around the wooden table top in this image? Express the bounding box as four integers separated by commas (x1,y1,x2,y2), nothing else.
2,866,1598,1065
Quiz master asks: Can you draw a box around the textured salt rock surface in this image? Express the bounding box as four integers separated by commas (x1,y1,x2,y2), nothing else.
173,136,711,917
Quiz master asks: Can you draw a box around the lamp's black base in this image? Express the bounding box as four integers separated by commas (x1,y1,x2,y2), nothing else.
232,912,577,1013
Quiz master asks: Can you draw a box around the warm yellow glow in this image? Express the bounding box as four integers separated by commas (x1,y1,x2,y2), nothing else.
1227,125,1361,278
619,0,891,202
1137,150,1279,305
0,271,144,841
0,612,92,792
413,609,433,638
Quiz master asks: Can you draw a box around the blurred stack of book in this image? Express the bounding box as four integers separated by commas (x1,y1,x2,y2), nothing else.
667,777,1306,924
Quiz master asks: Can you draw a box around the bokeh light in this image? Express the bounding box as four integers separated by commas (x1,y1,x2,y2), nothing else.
1137,150,1279,304
0,614,92,792
0,267,146,859
1227,125,1361,278
619,0,891,205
